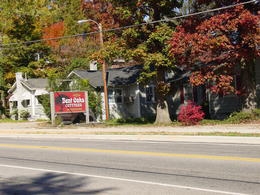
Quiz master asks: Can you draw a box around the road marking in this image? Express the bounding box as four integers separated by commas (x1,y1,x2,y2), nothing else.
0,164,249,195
0,143,260,163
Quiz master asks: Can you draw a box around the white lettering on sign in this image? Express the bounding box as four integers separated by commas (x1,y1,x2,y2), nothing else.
62,98,72,104
62,97,85,104
73,97,85,103
65,103,82,108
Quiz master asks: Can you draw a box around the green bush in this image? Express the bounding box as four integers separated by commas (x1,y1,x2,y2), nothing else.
226,110,257,123
106,117,154,125
121,117,155,124
11,109,18,120
38,94,51,119
252,109,260,117
54,115,63,126
20,110,30,120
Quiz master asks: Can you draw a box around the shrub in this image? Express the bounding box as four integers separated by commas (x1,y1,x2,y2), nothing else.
227,109,260,123
11,109,18,120
20,110,30,120
178,101,205,126
116,117,152,124
252,109,260,118
37,94,51,119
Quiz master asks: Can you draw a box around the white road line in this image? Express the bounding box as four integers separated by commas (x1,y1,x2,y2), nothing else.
0,164,249,195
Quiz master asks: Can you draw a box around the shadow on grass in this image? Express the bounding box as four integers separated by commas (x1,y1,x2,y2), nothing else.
0,172,115,195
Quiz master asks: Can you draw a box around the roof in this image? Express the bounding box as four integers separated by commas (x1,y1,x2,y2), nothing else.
22,78,49,89
8,78,48,93
68,65,142,87
108,65,142,86
69,70,103,88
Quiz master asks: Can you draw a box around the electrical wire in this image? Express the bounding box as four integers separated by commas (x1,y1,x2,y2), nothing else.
0,0,257,48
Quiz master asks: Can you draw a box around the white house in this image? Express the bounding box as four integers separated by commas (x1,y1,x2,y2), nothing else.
8,72,49,120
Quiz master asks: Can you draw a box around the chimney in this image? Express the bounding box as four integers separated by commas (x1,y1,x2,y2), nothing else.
89,61,98,71
15,72,23,81
15,72,24,91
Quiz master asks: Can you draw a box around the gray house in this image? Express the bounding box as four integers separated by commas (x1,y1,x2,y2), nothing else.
68,63,260,121
67,65,156,120
168,57,260,119
167,81,242,120
8,72,49,120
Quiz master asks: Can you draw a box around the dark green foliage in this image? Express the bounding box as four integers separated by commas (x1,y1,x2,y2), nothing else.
70,79,101,117
227,112,253,123
38,94,51,119
1,43,52,79
138,24,175,87
106,117,155,125
252,109,260,117
10,109,18,120
53,0,85,35
66,58,90,75
8,14,39,41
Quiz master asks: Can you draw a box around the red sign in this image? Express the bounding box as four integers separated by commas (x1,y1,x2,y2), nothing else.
54,92,86,113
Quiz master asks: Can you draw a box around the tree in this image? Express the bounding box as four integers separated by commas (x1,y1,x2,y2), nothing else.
139,24,175,124
42,21,65,49
169,3,259,110
0,0,56,86
94,0,183,123
82,0,119,30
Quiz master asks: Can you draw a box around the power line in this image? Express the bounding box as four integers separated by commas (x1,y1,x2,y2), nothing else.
0,0,256,48
0,32,98,47
104,0,257,33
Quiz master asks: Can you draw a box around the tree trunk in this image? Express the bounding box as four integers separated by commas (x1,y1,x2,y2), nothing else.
154,67,172,124
155,99,172,124
241,62,257,111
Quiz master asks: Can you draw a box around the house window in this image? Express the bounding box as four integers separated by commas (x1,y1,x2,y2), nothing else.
12,101,18,109
115,89,123,103
108,89,123,104
108,89,115,103
22,100,30,108
145,86,155,103
180,84,194,104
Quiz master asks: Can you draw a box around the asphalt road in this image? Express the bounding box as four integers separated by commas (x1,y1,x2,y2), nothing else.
0,137,260,195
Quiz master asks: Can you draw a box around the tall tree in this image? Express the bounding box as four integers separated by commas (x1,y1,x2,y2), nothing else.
169,2,259,110
40,0,93,78
0,0,56,85
82,0,119,30
93,0,183,123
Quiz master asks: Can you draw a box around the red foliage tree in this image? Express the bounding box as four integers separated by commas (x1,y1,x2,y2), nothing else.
81,0,119,31
169,4,259,107
42,21,65,49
